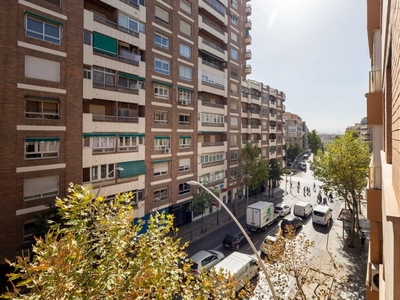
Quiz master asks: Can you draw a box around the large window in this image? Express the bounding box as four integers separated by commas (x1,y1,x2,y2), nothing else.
154,162,169,177
154,84,169,99
179,136,191,149
199,171,224,185
25,138,59,159
200,113,224,124
25,55,60,82
179,89,192,103
83,164,115,182
179,114,190,125
179,158,190,172
154,33,169,49
178,183,190,195
154,111,168,123
154,188,168,202
179,43,191,58
155,6,170,24
154,137,170,150
93,66,115,86
92,136,116,153
118,13,145,35
118,135,142,151
26,16,61,44
201,153,224,164
230,117,238,128
179,65,192,81
24,175,59,201
25,97,59,119
155,58,170,75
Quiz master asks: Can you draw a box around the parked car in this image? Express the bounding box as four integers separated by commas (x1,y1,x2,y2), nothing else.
280,215,303,234
222,230,252,250
275,203,291,217
189,250,225,275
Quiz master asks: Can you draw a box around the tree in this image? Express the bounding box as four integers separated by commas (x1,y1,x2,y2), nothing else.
268,159,283,197
238,143,269,204
286,142,303,162
2,184,234,299
307,129,322,155
312,132,370,247
188,186,220,233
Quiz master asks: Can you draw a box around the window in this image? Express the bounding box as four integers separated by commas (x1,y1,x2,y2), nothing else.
154,188,168,202
154,162,169,177
180,0,192,14
83,30,92,45
230,151,238,162
231,83,237,95
179,114,190,125
118,75,143,91
231,117,238,128
179,158,190,172
23,221,37,243
25,138,59,159
83,65,91,79
118,13,145,35
24,175,59,201
118,135,143,151
230,134,237,146
199,171,224,184
231,15,238,26
180,19,191,36
231,67,238,77
179,43,191,58
154,137,170,150
231,0,238,9
231,101,238,111
83,164,115,182
262,120,268,130
25,97,59,119
26,16,61,44
231,32,237,42
154,84,169,99
93,66,115,86
155,58,170,75
179,65,192,81
154,33,169,49
179,89,192,103
179,183,190,195
155,6,169,24
25,55,60,82
154,111,168,124
231,49,238,60
230,169,238,180
179,136,191,149
262,134,267,142
201,113,224,124
92,136,116,153
201,153,224,163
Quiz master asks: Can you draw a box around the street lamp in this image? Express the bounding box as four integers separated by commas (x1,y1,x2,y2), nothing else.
95,167,124,199
187,180,278,300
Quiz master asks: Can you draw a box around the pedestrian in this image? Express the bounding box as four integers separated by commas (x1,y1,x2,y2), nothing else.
290,182,293,189
323,197,327,205
329,192,333,202
313,182,316,192
360,231,366,247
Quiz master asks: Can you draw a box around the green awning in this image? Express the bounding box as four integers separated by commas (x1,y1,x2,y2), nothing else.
25,11,63,26
93,32,117,57
199,49,225,63
178,86,194,93
25,137,60,142
119,72,145,82
179,135,192,139
153,80,173,87
153,159,172,163
83,133,116,138
119,133,145,137
155,136,170,139
118,160,146,178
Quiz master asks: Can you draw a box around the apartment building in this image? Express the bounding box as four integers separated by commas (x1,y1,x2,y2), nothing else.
283,111,304,148
0,0,287,260
365,0,400,299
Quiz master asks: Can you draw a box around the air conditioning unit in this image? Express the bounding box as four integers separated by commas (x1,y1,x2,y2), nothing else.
164,148,171,154
370,263,380,291
180,99,188,105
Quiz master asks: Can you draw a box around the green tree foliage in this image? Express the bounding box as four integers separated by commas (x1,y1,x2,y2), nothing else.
312,132,370,247
268,159,283,196
286,142,303,162
307,129,322,154
238,143,269,204
2,184,235,299
188,186,220,233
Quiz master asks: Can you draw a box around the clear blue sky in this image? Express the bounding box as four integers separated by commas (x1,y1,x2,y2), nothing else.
249,0,370,134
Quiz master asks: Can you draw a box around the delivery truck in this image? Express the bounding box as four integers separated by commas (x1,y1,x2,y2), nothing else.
246,201,278,232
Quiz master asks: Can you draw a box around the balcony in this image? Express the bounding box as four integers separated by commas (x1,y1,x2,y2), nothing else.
366,70,383,125
245,65,252,74
245,35,252,45
245,50,252,60
245,4,252,15
201,0,226,16
199,37,227,60
245,20,252,30
199,17,227,43
369,70,381,93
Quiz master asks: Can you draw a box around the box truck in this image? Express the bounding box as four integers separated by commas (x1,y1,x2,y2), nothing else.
246,201,278,232
212,252,259,293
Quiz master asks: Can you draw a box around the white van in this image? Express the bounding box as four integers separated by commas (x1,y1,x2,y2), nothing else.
293,201,313,218
312,205,333,226
212,252,258,292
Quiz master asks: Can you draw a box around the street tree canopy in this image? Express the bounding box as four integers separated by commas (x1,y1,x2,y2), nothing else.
2,184,235,299
307,129,322,154
312,132,370,247
286,142,303,162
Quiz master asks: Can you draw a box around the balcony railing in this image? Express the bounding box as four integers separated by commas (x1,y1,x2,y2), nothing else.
92,114,139,123
203,0,226,16
93,14,139,38
201,100,225,108
369,70,382,93
202,17,225,35
202,38,225,53
202,59,225,71
245,4,252,15
44,0,60,5
202,141,224,147
121,0,140,9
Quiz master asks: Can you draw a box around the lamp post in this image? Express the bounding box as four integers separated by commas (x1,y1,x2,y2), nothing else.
187,181,278,300
95,167,124,199
284,143,288,195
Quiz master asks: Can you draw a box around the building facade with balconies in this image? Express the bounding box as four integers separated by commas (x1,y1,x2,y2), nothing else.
283,112,304,149
365,0,400,299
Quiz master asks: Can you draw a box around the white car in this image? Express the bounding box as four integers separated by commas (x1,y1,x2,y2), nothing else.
275,203,291,217
190,250,225,275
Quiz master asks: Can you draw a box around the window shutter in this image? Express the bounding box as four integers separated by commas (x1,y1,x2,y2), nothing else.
155,6,169,23
180,20,191,36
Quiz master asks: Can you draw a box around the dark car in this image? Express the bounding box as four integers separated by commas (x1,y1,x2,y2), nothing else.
222,231,252,250
280,215,302,234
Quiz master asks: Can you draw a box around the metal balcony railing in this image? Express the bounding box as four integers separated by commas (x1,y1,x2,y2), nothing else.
369,70,382,93
202,38,225,53
202,17,225,35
